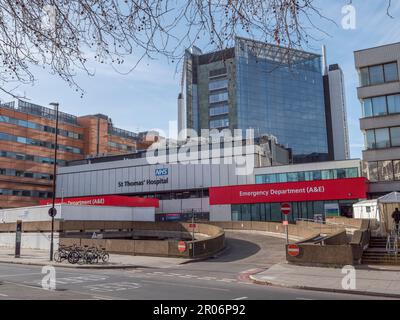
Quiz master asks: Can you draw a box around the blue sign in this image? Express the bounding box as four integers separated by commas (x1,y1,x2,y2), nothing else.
155,168,168,176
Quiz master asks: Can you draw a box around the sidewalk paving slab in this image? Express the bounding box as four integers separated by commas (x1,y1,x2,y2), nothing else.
250,263,400,298
0,247,187,269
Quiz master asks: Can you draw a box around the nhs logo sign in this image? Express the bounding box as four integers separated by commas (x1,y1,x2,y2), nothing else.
155,168,168,176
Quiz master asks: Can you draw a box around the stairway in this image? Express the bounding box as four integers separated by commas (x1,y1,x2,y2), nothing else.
362,237,400,265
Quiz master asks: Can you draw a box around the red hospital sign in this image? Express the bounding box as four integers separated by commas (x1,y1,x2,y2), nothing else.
209,178,368,205
39,195,159,208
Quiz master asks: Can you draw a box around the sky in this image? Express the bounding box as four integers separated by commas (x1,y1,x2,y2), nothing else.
1,1,400,159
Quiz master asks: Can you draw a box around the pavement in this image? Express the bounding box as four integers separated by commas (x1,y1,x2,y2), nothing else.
0,247,187,269
250,262,400,298
0,231,396,299
0,230,382,300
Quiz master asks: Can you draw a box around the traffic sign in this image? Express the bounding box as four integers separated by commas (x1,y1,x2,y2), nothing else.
281,203,291,215
189,223,196,228
287,244,300,257
48,207,57,218
178,241,186,253
282,220,289,226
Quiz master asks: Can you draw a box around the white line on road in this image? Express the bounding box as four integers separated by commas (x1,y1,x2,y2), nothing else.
0,272,42,278
217,279,237,282
141,280,230,292
0,293,9,297
92,296,114,300
233,297,248,300
296,298,313,300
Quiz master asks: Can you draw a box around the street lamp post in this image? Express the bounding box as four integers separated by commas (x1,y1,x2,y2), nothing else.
49,102,59,261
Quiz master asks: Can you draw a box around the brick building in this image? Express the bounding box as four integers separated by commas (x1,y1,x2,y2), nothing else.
0,100,157,208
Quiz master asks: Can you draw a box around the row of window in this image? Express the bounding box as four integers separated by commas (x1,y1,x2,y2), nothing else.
359,62,398,87
108,141,136,152
365,126,400,149
0,168,53,180
362,94,400,117
209,68,227,78
108,126,138,140
0,188,53,198
0,150,66,166
0,132,82,154
0,115,82,140
209,118,230,129
209,92,229,104
365,160,400,182
231,200,356,222
208,79,228,91
141,189,209,200
255,167,359,184
209,105,229,117
17,100,78,125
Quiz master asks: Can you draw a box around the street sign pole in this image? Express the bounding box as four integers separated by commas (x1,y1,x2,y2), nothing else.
281,203,291,245
191,209,195,258
49,102,59,262
15,220,22,258
285,215,289,245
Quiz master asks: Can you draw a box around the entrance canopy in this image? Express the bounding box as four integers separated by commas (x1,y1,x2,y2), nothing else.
378,192,400,204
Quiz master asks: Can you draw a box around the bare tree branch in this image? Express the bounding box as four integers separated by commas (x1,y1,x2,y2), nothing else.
0,0,394,96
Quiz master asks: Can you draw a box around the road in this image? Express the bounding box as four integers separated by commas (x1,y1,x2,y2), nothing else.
0,231,387,300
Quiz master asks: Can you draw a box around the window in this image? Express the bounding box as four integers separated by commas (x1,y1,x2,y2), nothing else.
345,168,359,178
209,118,229,129
359,62,398,86
388,94,400,114
369,65,384,85
287,172,298,182
391,127,400,147
362,99,373,117
209,92,228,103
372,96,387,116
321,170,333,180
368,162,379,182
384,62,399,82
270,203,281,221
378,161,394,181
277,173,287,182
375,128,390,148
394,160,400,181
209,79,228,91
209,105,229,116
360,67,369,86
335,169,347,179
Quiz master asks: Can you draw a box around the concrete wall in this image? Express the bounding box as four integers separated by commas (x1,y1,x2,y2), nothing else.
0,232,58,250
0,204,155,223
286,244,354,266
58,222,225,258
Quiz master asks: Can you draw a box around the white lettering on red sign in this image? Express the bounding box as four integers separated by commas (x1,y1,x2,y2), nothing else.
239,186,326,198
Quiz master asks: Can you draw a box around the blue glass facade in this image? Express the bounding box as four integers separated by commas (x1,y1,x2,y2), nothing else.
235,39,329,162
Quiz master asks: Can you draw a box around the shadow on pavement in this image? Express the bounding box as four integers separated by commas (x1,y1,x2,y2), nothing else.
207,237,261,263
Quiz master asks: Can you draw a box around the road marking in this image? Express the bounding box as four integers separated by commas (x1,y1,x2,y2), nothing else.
0,293,9,297
86,282,141,292
217,278,237,282
0,272,42,278
197,276,217,280
296,298,313,300
141,280,230,292
92,296,114,300
233,296,248,300
152,271,165,274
